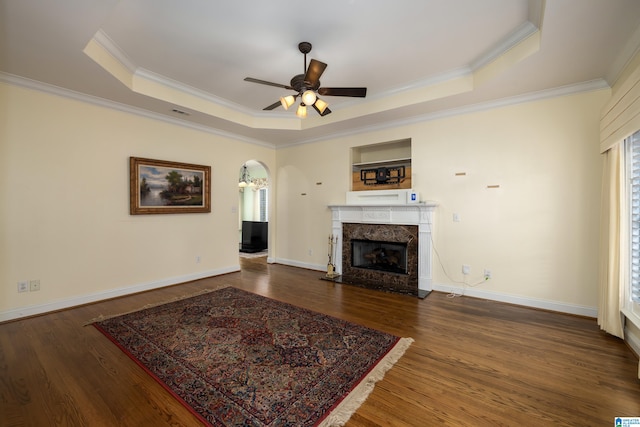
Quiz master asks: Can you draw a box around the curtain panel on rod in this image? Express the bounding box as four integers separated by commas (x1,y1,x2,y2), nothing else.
598,143,625,339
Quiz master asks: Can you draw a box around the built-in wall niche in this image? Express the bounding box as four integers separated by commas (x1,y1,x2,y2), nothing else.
351,139,411,191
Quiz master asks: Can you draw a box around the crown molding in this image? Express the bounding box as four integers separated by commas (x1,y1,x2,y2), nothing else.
470,21,539,71
1,72,609,151
0,72,275,148
606,23,640,86
94,29,262,118
134,68,258,117
93,29,137,74
87,11,547,134
286,79,610,148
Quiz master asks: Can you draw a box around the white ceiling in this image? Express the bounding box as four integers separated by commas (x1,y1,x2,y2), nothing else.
2,0,640,148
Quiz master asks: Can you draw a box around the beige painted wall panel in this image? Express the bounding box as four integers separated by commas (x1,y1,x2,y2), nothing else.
276,90,608,309
1,82,608,316
0,83,275,314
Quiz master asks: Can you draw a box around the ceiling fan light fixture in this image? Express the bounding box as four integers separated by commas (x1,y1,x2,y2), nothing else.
244,42,366,118
314,98,328,114
301,90,316,106
280,95,296,110
296,104,307,118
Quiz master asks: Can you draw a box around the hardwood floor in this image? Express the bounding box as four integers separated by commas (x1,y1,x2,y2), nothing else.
1,257,639,426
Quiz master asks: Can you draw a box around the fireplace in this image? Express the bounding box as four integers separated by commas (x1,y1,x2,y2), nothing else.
329,196,436,298
342,223,418,295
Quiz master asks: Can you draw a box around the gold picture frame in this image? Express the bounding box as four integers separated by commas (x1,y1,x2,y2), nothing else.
129,157,211,215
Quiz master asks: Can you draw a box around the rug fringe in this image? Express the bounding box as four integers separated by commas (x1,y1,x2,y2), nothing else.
83,284,231,325
318,336,414,427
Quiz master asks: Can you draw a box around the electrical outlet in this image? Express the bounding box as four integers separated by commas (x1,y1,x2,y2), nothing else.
462,264,470,275
484,269,492,280
30,280,40,291
308,249,313,256
196,256,201,264
453,213,460,222
17,281,29,293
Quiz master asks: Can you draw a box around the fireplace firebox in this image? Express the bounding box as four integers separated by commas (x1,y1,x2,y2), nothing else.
351,239,408,274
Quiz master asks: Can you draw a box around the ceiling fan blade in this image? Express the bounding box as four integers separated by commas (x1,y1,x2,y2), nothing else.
312,104,332,116
263,100,282,111
318,87,367,97
304,59,327,87
244,77,293,90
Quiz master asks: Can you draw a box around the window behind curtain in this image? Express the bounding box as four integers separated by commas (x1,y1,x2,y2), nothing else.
627,130,640,303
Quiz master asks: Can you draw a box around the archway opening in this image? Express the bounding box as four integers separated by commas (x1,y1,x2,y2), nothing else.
238,160,269,256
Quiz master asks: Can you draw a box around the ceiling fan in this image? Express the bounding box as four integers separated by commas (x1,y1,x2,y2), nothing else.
244,42,367,118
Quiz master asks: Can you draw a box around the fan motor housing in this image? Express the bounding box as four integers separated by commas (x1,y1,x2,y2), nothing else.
291,74,320,93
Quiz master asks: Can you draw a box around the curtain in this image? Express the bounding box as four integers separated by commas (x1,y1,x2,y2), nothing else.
598,143,625,338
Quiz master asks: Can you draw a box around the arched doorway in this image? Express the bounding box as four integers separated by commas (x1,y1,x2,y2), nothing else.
238,160,269,258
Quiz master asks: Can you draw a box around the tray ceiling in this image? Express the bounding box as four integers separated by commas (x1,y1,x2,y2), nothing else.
2,0,640,147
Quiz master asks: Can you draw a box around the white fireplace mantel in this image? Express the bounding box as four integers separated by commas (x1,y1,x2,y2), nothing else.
329,201,437,292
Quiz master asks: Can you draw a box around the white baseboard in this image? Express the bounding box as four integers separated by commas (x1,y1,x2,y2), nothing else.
272,262,597,317
432,283,597,317
271,260,597,316
0,266,240,322
273,258,325,272
2,265,600,323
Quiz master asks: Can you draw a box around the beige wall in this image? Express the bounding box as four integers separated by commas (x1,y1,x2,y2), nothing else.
0,83,275,319
275,89,609,313
1,81,609,320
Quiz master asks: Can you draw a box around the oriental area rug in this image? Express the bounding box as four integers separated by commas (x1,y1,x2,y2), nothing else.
92,286,413,426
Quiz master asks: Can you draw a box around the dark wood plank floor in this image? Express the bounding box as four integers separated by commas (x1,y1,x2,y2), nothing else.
1,257,639,426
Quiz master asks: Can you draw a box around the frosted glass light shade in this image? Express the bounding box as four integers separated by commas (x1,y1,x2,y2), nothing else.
301,90,316,106
296,104,307,118
314,98,328,114
280,95,296,110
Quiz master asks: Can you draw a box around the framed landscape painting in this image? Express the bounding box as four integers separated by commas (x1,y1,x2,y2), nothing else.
129,157,211,215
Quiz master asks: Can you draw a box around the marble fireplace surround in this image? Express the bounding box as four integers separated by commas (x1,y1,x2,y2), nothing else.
329,200,437,297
